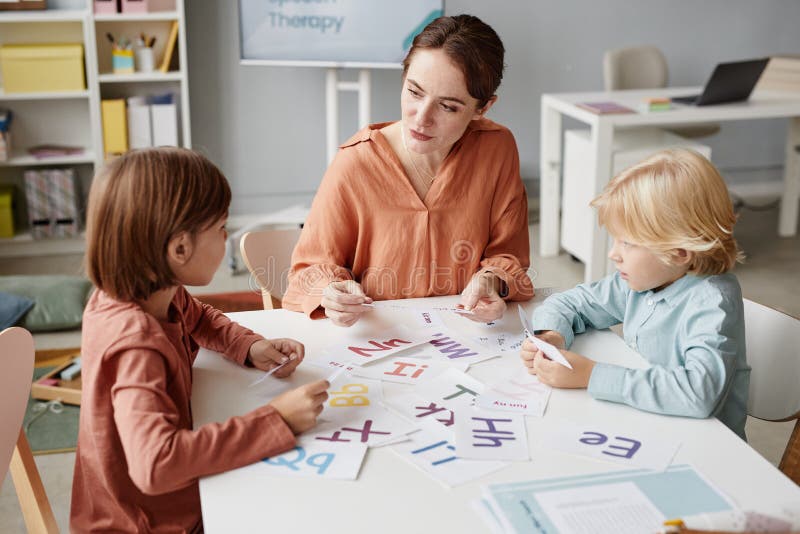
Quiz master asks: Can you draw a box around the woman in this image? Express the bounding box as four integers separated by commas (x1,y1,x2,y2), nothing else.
283,14,534,326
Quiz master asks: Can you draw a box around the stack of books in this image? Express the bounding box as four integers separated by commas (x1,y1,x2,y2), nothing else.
641,97,672,112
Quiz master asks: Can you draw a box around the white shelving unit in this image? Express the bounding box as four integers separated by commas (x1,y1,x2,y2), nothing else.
0,0,190,258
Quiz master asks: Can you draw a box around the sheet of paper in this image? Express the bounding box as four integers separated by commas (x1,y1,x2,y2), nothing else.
482,464,734,534
530,336,573,369
258,436,367,480
383,392,456,428
415,367,486,412
454,407,529,461
518,304,573,369
414,309,444,328
535,481,665,534
473,331,525,354
307,405,419,447
539,420,680,472
323,325,433,366
476,372,552,417
321,376,384,422
392,420,507,487
401,329,499,368
350,355,467,385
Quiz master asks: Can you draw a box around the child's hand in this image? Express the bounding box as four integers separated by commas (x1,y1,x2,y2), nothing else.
269,380,329,434
520,330,565,374
533,349,595,389
248,338,304,378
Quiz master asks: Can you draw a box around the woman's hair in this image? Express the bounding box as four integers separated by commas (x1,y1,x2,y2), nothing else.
591,148,743,275
85,147,231,301
402,14,505,108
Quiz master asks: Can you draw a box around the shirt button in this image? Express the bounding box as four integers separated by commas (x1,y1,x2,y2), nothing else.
647,299,654,306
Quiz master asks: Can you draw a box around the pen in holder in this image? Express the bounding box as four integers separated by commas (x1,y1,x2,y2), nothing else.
112,48,134,74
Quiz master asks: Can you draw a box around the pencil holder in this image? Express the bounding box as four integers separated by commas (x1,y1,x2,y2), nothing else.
111,49,134,74
135,47,154,72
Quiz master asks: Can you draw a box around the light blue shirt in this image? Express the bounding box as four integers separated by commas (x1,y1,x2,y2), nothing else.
531,272,749,439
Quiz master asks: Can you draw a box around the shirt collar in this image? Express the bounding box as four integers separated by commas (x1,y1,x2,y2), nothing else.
647,273,704,306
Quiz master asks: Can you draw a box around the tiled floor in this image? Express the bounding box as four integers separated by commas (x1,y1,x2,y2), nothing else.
1,206,798,532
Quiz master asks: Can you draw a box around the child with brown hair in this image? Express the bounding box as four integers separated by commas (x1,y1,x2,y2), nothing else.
71,148,329,532
520,148,750,439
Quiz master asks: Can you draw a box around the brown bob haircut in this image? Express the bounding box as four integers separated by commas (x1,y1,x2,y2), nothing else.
402,14,505,108
85,147,230,302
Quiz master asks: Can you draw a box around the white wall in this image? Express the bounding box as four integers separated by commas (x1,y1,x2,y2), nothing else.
186,0,800,215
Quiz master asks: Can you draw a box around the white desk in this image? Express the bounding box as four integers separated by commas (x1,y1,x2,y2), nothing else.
193,295,800,533
539,87,800,283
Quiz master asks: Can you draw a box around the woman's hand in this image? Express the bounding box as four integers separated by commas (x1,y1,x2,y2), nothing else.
531,349,595,389
459,271,506,323
269,380,329,434
321,280,372,327
248,338,304,378
520,331,565,374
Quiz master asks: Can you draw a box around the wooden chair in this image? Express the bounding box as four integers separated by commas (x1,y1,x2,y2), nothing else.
744,298,800,485
239,228,303,310
0,327,58,533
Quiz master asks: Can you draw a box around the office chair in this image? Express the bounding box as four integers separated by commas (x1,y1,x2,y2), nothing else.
239,228,303,310
1,327,59,533
603,45,720,139
744,298,800,485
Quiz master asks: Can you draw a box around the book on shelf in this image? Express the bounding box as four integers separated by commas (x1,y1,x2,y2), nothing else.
576,101,636,114
27,145,85,159
159,20,180,73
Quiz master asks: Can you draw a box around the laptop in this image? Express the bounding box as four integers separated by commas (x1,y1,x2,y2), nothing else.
671,58,769,106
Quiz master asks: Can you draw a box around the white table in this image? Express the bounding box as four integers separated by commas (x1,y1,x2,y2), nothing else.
193,295,800,533
539,87,800,283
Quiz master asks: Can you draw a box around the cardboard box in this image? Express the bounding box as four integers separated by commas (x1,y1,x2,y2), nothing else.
0,43,86,93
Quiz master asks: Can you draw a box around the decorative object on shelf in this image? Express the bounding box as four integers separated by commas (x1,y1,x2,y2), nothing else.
135,45,155,72
111,48,134,74
0,43,86,93
0,0,47,11
0,108,11,162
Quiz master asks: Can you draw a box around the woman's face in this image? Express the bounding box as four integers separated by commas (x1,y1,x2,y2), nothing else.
401,48,488,156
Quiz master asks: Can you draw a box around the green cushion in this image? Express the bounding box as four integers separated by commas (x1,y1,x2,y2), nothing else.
0,275,93,332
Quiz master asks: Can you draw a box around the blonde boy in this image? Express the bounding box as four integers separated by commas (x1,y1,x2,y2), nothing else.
521,149,750,439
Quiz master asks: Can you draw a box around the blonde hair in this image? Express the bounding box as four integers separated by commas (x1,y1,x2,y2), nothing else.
85,148,231,301
590,148,742,275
